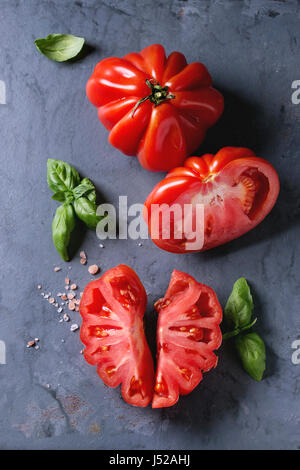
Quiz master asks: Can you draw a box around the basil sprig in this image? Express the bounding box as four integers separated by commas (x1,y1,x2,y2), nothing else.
35,34,85,62
47,159,103,260
223,278,266,381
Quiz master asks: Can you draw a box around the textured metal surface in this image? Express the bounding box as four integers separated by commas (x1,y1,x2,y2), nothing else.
0,0,299,450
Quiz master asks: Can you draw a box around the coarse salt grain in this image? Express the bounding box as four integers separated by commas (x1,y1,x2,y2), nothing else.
70,283,77,290
88,264,99,275
63,313,70,322
65,277,70,285
49,297,55,304
67,293,75,300
54,267,61,272
68,301,76,311
70,324,79,332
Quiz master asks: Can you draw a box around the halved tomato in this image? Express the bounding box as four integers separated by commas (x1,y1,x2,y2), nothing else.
79,265,154,407
144,147,280,253
153,270,222,408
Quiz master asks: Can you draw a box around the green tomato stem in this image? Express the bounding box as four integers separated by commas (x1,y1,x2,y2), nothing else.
131,78,175,117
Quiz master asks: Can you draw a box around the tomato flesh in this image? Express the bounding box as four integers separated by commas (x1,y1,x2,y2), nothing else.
80,265,154,407
153,270,222,408
144,147,280,253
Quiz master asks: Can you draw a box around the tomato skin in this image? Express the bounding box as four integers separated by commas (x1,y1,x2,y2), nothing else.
86,44,224,171
153,270,222,408
144,147,280,253
79,265,154,407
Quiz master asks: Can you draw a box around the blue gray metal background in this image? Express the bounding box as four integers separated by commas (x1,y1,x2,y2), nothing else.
0,0,299,450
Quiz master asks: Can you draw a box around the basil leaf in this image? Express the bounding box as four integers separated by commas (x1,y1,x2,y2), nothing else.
35,34,85,62
224,277,254,330
52,204,76,261
74,197,101,230
86,186,96,204
51,190,74,203
47,159,80,193
235,332,266,381
72,178,96,200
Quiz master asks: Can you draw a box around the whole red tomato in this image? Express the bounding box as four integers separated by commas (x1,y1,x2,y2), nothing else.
79,265,154,407
86,44,224,171
144,147,280,253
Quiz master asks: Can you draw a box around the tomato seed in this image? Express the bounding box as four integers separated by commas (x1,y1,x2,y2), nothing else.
106,366,116,376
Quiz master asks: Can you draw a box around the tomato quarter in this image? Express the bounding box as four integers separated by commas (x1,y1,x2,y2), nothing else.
153,270,222,408
144,147,280,253
79,265,154,407
86,44,223,171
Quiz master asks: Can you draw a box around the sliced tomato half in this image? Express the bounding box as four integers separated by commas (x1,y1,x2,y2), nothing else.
153,270,222,408
79,265,154,407
144,147,280,253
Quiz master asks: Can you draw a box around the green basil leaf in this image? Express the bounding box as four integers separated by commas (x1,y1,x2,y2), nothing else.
224,277,254,330
72,178,96,200
235,332,266,381
35,34,85,62
47,159,80,193
52,204,76,261
74,197,101,230
51,190,74,203
81,178,96,203
86,186,96,204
